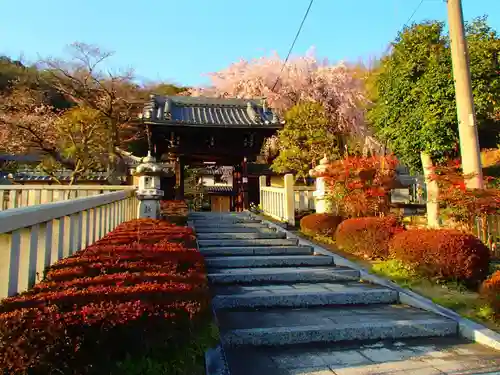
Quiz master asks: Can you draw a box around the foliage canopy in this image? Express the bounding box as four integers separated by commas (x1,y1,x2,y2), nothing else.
271,101,339,179
368,17,500,173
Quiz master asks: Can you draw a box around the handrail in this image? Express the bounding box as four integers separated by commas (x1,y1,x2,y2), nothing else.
0,191,133,234
0,185,136,190
0,190,139,298
0,185,136,211
293,186,315,191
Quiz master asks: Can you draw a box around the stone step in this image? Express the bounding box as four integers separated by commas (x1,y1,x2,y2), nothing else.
206,255,334,268
189,212,250,216
194,223,269,229
199,246,313,257
197,232,286,240
194,227,275,233
199,238,298,248
222,337,500,375
217,305,457,347
208,266,360,284
212,282,398,309
192,218,262,224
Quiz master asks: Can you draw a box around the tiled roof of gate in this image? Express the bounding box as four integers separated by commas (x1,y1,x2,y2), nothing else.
205,186,234,194
140,95,283,128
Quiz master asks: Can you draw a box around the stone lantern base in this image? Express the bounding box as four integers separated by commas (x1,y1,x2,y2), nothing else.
136,190,164,219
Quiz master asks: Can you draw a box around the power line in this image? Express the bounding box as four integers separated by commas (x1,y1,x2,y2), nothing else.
401,0,425,31
271,0,314,92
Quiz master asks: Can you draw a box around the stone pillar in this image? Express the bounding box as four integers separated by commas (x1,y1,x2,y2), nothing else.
309,155,333,214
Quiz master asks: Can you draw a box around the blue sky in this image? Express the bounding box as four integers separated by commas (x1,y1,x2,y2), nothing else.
1,0,499,87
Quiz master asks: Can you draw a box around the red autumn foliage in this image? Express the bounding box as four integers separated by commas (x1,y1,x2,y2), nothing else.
480,271,500,318
389,229,491,286
318,155,400,217
334,216,405,259
429,160,500,232
160,200,188,215
160,200,189,224
0,218,209,375
300,213,344,237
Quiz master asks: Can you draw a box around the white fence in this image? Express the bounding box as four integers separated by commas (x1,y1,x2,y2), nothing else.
0,191,139,299
294,186,315,211
259,174,308,226
0,185,136,211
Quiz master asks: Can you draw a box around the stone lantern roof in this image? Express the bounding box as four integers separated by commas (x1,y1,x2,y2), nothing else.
309,154,331,177
133,152,174,176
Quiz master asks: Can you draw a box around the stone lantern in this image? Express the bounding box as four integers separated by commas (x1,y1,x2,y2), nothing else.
133,152,167,219
309,155,333,214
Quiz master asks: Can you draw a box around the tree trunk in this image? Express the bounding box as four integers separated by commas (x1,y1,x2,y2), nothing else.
420,152,440,228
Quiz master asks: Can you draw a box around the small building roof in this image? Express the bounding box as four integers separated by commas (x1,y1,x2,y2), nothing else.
0,171,127,184
205,186,234,195
140,95,283,129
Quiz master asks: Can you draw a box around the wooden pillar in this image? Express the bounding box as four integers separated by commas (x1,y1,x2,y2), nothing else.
174,157,185,200
233,166,243,212
241,157,249,210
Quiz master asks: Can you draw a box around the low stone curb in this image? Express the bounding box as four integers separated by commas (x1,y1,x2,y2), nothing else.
188,219,231,375
251,213,500,353
205,344,230,375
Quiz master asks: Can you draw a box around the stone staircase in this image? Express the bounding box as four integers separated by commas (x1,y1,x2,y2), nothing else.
192,212,500,375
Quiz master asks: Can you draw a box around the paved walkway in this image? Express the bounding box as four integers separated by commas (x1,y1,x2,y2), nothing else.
192,212,500,375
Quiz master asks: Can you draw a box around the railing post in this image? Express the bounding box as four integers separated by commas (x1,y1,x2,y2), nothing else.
17,228,31,293
81,210,88,249
99,207,106,240
8,190,17,209
62,216,71,257
88,208,95,245
35,223,48,284
52,218,62,263
0,234,13,299
284,173,295,227
259,175,266,210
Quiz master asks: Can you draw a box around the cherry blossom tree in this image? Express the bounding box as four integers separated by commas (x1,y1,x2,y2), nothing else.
190,49,382,159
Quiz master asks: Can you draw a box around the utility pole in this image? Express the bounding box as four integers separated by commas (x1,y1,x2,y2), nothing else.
446,0,483,188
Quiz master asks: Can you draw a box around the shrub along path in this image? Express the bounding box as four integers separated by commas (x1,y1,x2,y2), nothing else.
193,212,500,375
0,218,214,375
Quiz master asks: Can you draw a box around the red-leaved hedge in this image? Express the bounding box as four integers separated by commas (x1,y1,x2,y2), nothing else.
161,200,189,225
0,218,209,375
388,229,491,285
334,216,405,259
300,213,344,237
480,271,500,318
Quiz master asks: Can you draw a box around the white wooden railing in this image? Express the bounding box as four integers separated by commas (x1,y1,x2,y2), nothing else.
0,185,136,211
259,174,295,226
0,191,138,299
294,186,316,211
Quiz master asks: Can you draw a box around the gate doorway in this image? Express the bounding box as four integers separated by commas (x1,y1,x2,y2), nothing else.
210,196,231,212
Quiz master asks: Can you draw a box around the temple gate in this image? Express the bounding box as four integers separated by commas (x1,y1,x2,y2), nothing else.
138,95,283,211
